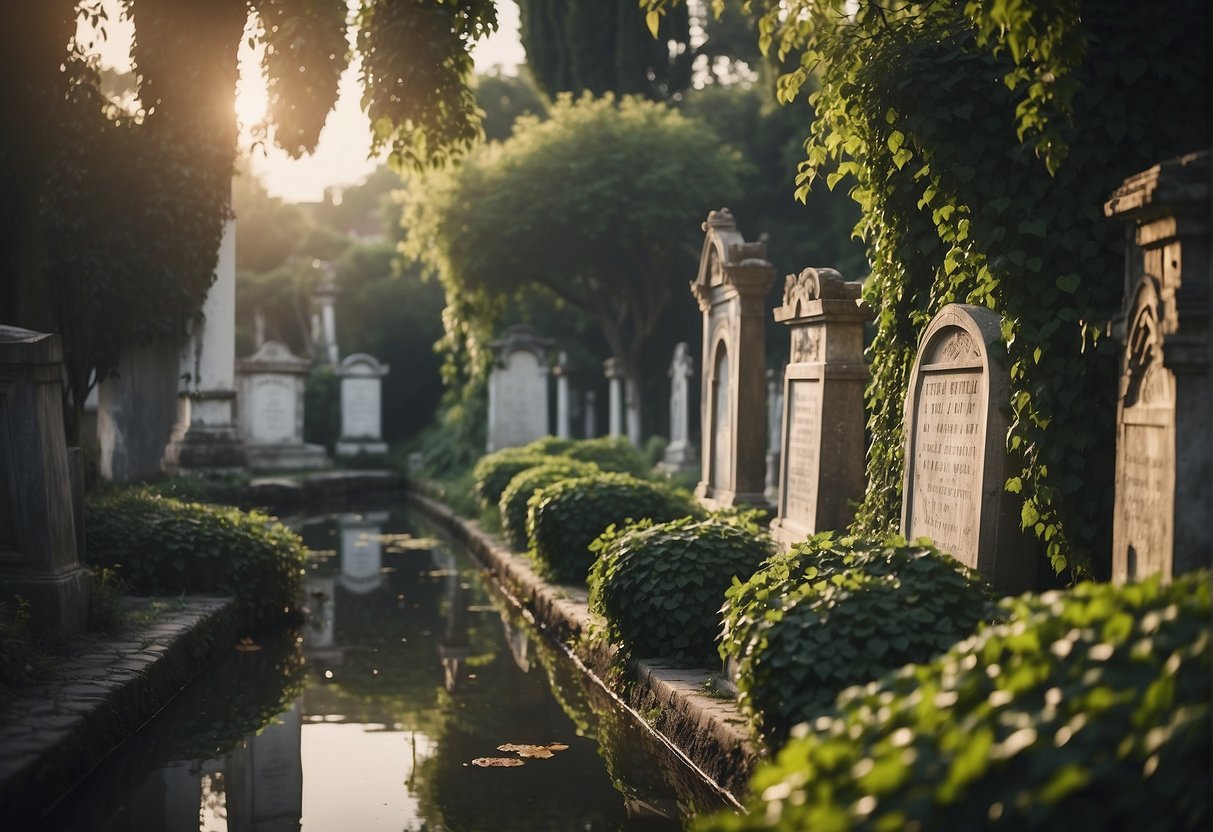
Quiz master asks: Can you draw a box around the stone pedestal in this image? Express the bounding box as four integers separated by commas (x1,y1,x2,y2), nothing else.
660,342,698,473
554,352,572,439
486,326,553,452
162,218,248,476
769,269,870,550
0,326,91,638
236,341,328,471
336,353,390,458
604,357,625,438
1106,150,1211,582
690,209,774,510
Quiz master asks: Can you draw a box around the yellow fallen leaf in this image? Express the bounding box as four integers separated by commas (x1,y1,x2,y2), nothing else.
471,757,525,768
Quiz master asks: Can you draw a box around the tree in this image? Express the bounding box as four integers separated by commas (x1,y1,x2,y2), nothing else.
0,0,498,442
403,94,748,446
645,0,1210,578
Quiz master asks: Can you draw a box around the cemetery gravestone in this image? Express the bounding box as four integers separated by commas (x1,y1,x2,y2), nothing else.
0,326,91,637
769,269,870,549
660,342,698,473
1106,151,1211,582
901,303,1033,593
236,341,328,470
690,208,774,509
486,326,553,452
336,353,390,458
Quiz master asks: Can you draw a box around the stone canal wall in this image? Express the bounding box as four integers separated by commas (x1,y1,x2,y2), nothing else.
404,489,759,800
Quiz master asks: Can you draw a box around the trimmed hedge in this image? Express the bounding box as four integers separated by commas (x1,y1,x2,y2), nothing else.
722,534,994,747
561,436,653,477
702,572,1211,831
85,488,307,631
526,473,701,582
522,436,577,456
498,459,601,551
588,517,772,665
471,449,553,508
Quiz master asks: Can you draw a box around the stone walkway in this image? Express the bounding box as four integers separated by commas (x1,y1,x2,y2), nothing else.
0,595,240,824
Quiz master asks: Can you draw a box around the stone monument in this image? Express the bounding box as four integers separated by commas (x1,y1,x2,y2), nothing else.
0,326,91,638
162,216,248,476
336,353,390,458
660,342,698,473
690,208,774,509
770,269,871,549
235,340,328,470
900,303,1033,593
553,352,573,439
486,326,553,452
1106,151,1211,582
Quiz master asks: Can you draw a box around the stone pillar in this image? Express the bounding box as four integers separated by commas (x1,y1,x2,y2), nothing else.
584,390,598,438
554,352,572,439
659,342,698,473
770,269,871,550
1106,151,1211,582
0,326,91,638
690,208,775,509
604,357,625,438
313,269,339,368
162,217,248,476
336,353,390,458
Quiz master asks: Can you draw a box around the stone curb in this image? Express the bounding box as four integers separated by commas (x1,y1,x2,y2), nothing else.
0,595,242,824
404,489,760,799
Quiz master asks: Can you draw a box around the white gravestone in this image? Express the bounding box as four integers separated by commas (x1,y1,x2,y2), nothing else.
660,342,698,473
769,269,870,550
236,341,328,470
690,208,774,509
901,303,1033,593
486,326,554,452
336,353,390,458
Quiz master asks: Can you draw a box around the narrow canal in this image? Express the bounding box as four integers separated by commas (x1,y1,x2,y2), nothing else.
45,505,732,830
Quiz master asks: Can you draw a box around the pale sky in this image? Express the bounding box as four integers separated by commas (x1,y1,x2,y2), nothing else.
82,1,525,203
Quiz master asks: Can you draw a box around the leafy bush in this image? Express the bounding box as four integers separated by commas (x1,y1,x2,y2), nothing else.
85,488,307,631
588,518,772,665
722,535,994,747
562,436,653,477
498,459,601,551
523,436,577,456
703,572,1211,831
471,449,554,508
0,597,54,713
527,473,701,582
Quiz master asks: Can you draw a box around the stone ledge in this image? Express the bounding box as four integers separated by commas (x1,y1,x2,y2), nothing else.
404,489,760,799
0,595,242,824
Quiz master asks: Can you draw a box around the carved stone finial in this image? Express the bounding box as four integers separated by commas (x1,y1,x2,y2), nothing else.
702,207,736,233
780,267,857,316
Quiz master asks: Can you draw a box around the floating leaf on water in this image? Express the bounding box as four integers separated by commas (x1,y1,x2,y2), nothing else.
471,757,525,768
497,743,570,758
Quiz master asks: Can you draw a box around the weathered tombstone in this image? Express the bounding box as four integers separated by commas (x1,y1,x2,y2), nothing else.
162,216,248,476
553,352,573,439
1106,151,1211,582
690,208,774,509
486,326,553,452
770,269,870,549
0,326,91,638
900,303,1033,592
236,341,328,470
660,342,698,473
604,357,625,438
336,353,390,458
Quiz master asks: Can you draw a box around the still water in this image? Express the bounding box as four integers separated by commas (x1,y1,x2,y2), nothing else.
44,506,731,830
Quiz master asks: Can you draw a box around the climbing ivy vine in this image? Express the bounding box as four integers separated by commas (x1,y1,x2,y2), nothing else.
643,0,1210,577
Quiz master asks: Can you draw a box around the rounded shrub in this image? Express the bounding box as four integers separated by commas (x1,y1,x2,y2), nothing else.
561,436,653,477
522,436,577,456
498,459,601,551
85,487,307,631
722,535,995,747
701,572,1211,832
588,517,772,665
471,449,553,508
526,473,701,582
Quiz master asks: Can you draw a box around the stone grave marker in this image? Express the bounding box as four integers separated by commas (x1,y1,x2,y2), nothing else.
236,341,328,470
660,342,698,473
690,208,774,509
486,326,553,452
901,303,1033,593
769,268,870,549
0,326,92,637
336,353,390,458
1106,151,1211,582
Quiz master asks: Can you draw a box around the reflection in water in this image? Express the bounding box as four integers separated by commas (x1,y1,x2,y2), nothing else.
44,507,730,831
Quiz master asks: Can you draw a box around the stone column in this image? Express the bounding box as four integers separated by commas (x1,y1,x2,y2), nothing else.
313,268,339,368
554,352,572,439
162,216,248,476
0,326,92,638
1106,151,1211,582
604,357,625,438
584,390,598,438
